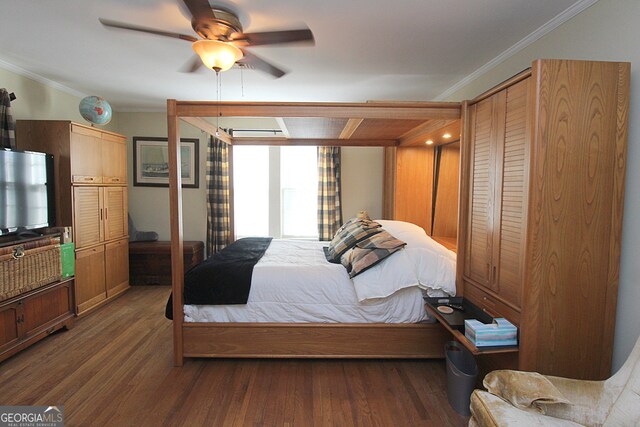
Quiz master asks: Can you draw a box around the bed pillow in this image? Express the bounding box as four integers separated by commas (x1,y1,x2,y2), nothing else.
351,236,457,302
406,246,457,296
340,230,406,278
350,248,418,301
375,220,439,249
325,217,382,262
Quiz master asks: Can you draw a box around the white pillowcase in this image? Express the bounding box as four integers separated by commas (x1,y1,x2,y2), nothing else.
406,246,456,295
376,220,429,246
351,220,457,301
351,249,419,302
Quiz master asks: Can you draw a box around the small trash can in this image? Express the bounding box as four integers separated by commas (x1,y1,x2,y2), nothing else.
445,341,478,416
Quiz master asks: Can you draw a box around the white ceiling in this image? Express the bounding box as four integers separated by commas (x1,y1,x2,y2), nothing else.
0,0,591,111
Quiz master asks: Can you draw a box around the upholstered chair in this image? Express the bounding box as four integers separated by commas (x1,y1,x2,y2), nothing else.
469,336,640,426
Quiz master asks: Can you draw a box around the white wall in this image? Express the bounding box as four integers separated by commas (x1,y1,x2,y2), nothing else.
444,0,640,372
0,66,118,131
341,147,384,220
114,113,207,242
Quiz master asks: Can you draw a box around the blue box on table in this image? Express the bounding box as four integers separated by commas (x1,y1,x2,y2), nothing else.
464,318,517,347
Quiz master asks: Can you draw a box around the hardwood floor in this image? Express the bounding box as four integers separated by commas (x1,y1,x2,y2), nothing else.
0,287,469,426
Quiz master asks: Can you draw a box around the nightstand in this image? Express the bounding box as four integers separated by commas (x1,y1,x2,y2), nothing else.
128,241,204,285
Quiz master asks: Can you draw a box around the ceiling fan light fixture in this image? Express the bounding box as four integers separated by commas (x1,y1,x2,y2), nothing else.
192,40,243,72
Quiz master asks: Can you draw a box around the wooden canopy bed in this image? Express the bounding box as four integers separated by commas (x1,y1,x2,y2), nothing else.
168,58,630,382
166,100,462,366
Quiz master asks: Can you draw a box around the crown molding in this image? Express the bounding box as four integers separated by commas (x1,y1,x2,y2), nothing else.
435,0,600,101
0,57,88,99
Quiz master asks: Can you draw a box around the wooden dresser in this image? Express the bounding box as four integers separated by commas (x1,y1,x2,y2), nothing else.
457,59,629,380
0,234,75,362
0,278,75,363
129,241,204,285
16,121,130,315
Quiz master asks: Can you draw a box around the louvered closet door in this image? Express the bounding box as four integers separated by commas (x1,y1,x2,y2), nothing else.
465,96,500,288
104,187,127,241
495,79,530,309
73,186,104,249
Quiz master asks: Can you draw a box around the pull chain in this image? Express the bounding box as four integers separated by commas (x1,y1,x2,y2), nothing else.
215,70,221,137
240,65,244,98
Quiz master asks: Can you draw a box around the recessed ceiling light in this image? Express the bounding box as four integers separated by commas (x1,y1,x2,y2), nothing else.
443,133,451,139
425,139,434,145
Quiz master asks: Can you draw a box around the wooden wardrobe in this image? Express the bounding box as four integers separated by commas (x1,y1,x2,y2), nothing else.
16,121,130,316
458,59,629,380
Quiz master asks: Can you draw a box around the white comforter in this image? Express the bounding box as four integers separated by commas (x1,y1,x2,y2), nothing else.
184,224,456,323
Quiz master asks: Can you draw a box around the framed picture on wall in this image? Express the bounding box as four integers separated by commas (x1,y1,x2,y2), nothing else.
133,136,199,188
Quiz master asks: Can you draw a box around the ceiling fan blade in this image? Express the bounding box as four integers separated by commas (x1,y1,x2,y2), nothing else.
180,54,204,73
231,28,314,47
239,50,287,78
99,18,198,42
182,0,217,23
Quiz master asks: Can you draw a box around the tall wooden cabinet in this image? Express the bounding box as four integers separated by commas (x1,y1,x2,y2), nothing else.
16,121,130,315
458,59,629,380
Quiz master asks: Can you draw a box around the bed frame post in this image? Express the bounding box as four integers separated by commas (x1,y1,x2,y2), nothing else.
383,146,397,219
167,99,185,366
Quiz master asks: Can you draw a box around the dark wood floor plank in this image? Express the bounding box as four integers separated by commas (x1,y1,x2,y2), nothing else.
293,360,314,427
329,362,355,427
0,287,469,426
408,361,464,427
343,363,374,427
360,363,398,427
382,362,427,425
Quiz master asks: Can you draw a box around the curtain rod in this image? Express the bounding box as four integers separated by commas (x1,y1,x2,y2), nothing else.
231,129,282,132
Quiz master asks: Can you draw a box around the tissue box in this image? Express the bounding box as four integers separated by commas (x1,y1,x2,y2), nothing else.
465,318,518,347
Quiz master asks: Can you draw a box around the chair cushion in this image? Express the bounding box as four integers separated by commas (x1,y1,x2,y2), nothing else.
470,390,582,427
484,370,571,413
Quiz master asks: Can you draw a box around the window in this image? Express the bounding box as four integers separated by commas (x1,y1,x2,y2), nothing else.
280,146,318,238
232,146,269,237
233,146,318,239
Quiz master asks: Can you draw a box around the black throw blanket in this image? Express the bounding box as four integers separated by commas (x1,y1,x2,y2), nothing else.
165,237,272,319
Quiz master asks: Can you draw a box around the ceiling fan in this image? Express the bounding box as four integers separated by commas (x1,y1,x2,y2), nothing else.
99,0,314,78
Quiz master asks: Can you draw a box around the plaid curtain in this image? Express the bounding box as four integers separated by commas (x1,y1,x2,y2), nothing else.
317,147,343,241
0,89,16,149
206,136,232,254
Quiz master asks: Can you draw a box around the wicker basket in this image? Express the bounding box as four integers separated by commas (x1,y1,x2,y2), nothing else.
0,238,62,302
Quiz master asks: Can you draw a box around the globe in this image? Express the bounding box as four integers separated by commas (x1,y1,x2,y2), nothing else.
79,96,112,125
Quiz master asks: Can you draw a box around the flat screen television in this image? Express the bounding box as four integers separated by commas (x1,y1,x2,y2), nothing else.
0,149,55,236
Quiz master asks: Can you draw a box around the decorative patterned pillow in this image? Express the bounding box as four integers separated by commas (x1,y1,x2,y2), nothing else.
325,217,382,262
340,230,406,278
